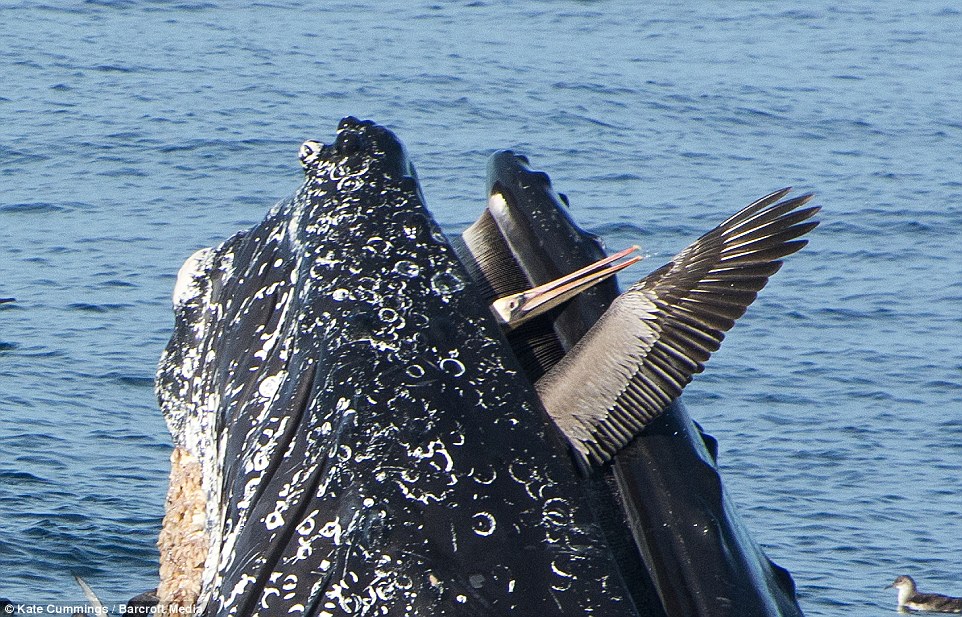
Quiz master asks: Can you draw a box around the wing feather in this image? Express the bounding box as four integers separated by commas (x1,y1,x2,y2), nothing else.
536,190,819,465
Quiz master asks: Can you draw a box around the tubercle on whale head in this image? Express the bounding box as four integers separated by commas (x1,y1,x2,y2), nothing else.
297,116,419,187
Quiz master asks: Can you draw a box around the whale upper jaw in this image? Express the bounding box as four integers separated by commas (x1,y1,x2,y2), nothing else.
463,150,807,617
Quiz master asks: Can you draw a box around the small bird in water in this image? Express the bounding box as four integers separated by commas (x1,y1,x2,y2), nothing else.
888,575,962,613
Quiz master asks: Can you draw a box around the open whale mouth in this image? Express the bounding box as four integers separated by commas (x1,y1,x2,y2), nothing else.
154,118,814,617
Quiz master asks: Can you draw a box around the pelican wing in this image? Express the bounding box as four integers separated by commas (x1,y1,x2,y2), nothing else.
536,188,819,466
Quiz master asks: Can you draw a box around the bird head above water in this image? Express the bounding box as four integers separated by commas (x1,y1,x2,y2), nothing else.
888,575,917,596
888,575,917,588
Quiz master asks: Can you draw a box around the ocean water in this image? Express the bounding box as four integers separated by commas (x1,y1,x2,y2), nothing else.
1,1,961,615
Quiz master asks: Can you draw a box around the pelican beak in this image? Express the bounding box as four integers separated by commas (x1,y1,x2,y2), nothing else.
491,246,641,329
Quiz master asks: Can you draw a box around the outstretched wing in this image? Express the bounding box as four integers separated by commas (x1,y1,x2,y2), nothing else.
536,188,819,466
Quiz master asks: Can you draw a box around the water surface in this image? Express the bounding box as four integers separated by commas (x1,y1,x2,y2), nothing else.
2,2,961,615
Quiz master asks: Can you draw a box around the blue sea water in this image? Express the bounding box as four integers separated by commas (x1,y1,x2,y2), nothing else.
1,1,960,615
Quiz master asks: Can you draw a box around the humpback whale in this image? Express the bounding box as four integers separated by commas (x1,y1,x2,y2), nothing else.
159,118,643,616
155,118,816,616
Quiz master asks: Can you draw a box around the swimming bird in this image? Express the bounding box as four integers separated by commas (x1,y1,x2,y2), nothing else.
888,575,962,613
126,589,160,612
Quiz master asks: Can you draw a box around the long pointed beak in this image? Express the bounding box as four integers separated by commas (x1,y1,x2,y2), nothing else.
491,246,641,329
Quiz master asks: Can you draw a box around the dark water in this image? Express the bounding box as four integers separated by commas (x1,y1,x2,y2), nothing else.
1,1,961,615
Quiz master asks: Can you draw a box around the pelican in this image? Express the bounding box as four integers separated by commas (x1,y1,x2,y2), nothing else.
498,184,818,466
